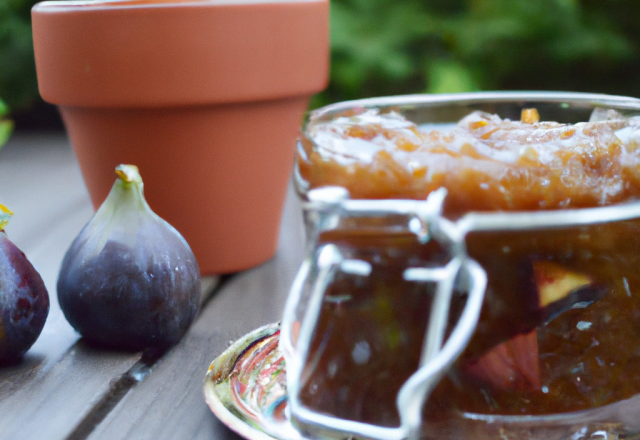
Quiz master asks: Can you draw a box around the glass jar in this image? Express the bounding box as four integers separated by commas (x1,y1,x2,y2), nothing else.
280,92,640,440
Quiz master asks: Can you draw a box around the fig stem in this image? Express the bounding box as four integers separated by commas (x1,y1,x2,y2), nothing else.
98,164,152,218
0,204,13,231
115,164,142,184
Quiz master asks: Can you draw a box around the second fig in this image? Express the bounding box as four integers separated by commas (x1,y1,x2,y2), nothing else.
57,165,200,351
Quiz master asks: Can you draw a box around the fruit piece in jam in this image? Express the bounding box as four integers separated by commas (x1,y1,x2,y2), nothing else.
296,107,640,424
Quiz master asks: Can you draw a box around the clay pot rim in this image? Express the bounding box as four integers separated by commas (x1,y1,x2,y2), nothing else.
32,0,329,107
34,0,323,11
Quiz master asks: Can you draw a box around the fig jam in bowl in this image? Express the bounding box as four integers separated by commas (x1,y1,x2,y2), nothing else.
281,92,640,440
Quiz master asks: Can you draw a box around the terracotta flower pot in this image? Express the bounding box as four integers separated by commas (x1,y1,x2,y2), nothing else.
31,0,329,274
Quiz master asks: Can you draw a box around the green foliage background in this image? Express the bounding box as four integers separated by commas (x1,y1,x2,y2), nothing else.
319,0,640,107
1,0,39,112
2,0,640,115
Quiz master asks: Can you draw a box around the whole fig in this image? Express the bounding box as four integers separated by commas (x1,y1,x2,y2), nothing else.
57,165,200,351
0,205,49,363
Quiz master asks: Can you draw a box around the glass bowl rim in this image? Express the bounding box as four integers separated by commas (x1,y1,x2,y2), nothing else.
308,91,640,120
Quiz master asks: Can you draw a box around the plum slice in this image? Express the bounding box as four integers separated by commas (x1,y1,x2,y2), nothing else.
463,329,540,391
535,261,591,307
535,261,607,324
461,260,606,392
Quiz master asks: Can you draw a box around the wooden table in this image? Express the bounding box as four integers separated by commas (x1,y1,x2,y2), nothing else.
0,132,305,440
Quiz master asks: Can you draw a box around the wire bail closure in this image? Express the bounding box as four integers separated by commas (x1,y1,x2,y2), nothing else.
280,186,488,440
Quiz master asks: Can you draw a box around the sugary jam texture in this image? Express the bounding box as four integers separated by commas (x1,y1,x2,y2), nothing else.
296,108,640,427
298,107,640,214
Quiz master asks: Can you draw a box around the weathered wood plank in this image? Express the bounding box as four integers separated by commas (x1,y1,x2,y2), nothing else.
0,133,144,440
87,183,306,440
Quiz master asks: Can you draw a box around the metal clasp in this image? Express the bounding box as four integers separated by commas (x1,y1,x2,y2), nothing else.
281,187,487,440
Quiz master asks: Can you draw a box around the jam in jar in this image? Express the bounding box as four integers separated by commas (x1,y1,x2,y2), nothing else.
282,93,640,440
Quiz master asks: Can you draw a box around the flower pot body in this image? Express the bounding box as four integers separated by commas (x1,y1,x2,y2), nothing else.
31,0,329,274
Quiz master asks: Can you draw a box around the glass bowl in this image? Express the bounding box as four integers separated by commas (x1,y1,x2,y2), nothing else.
281,92,640,440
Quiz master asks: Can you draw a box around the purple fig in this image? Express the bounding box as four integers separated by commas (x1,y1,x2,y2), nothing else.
0,205,49,363
57,165,200,351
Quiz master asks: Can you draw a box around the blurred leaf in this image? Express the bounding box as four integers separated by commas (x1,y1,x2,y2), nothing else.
0,0,40,111
0,98,12,147
329,0,436,98
426,59,480,94
548,28,634,63
0,120,13,147
0,99,8,118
